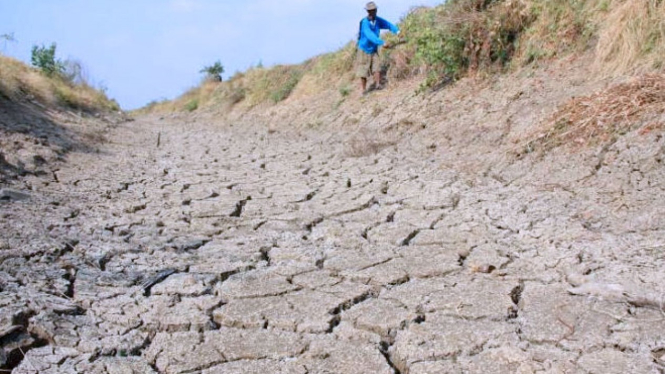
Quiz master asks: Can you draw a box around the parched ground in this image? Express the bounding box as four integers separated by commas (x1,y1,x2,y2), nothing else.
2,57,665,373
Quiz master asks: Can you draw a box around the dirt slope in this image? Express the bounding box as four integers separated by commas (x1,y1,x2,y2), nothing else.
2,53,665,373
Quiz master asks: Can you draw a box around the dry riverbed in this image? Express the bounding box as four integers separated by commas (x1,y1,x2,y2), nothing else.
2,69,665,373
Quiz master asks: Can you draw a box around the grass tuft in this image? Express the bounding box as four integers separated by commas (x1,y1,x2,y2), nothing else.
594,0,665,76
184,99,199,112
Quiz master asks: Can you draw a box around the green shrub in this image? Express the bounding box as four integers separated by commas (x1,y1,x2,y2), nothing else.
184,99,199,112
396,0,532,89
31,43,65,77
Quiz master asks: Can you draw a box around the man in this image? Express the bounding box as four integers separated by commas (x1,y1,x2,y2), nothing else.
357,2,400,94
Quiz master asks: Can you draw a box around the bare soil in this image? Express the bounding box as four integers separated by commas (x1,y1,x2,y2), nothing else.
2,54,665,373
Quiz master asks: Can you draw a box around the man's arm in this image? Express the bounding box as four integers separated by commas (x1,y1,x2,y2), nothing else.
377,17,400,34
361,19,385,46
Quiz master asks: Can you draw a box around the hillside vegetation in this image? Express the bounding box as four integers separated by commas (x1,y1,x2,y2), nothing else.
0,53,119,113
140,0,665,114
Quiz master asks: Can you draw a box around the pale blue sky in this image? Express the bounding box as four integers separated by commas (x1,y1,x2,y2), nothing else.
1,0,442,109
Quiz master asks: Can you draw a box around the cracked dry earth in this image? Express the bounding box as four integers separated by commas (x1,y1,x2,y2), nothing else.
3,106,665,374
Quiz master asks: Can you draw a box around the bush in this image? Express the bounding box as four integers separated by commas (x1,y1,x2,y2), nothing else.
200,61,224,82
395,0,532,89
31,43,65,77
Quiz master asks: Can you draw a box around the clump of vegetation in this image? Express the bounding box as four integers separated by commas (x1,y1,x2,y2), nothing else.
524,74,665,153
184,98,199,112
1,32,16,50
270,69,302,103
516,0,597,65
0,51,119,112
346,130,397,157
393,0,533,89
593,0,665,76
31,43,65,77
244,64,306,105
309,43,356,79
200,60,224,82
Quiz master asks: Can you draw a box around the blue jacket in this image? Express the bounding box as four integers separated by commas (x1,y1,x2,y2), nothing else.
358,16,399,54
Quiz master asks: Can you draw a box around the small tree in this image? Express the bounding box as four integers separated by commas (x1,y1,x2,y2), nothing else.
0,33,15,41
200,60,224,82
31,43,64,77
1,32,16,52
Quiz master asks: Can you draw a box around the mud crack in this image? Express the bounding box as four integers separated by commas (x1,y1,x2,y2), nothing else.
141,269,178,296
380,340,402,374
230,196,252,218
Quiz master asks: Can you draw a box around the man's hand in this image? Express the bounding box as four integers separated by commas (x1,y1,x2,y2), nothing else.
383,42,392,49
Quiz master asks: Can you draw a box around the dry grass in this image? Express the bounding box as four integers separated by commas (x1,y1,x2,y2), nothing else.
136,81,222,114
524,74,665,152
345,131,397,157
344,118,425,157
514,0,594,64
243,64,307,105
0,54,119,112
291,44,356,99
594,0,665,76
140,0,665,115
0,55,54,102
